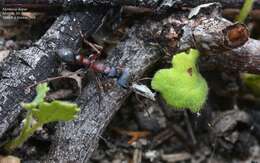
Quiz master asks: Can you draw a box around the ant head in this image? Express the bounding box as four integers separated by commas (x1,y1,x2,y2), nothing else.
56,48,76,63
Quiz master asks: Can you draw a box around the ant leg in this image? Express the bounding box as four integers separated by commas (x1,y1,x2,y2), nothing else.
94,72,104,111
80,30,103,59
84,40,103,55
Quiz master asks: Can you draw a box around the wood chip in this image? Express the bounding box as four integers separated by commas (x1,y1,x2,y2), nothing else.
0,50,10,62
133,148,142,163
161,152,191,162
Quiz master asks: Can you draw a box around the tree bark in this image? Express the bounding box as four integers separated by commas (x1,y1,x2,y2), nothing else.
201,39,260,73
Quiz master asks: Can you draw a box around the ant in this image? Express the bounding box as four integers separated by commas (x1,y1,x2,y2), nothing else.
56,44,130,88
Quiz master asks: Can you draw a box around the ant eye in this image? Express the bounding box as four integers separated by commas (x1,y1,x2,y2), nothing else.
56,48,76,63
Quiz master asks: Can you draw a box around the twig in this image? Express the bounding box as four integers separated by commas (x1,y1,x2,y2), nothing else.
26,71,82,90
184,111,197,145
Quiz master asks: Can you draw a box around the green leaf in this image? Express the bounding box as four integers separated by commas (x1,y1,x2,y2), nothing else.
241,73,260,97
151,49,208,112
32,100,80,124
22,83,50,110
33,83,50,104
237,0,254,23
4,83,80,152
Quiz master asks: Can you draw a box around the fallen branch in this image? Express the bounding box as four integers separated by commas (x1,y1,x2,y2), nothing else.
43,20,165,163
201,39,260,73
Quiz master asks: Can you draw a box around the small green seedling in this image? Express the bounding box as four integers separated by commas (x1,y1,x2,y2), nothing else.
237,0,254,23
151,49,208,112
241,73,260,97
4,83,80,151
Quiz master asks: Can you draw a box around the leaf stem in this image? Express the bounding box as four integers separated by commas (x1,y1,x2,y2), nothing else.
4,113,43,152
237,0,254,23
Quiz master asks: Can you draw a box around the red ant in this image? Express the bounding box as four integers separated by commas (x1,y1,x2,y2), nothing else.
56,47,130,88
